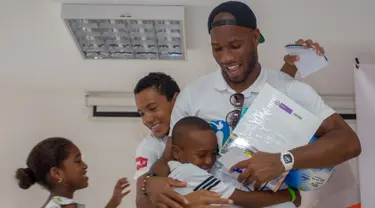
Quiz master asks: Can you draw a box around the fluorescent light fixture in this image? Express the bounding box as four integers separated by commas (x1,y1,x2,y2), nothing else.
61,4,186,60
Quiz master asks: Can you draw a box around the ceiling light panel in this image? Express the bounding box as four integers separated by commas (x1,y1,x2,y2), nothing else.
61,4,186,60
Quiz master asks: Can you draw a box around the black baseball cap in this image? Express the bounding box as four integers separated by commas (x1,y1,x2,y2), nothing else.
207,1,265,43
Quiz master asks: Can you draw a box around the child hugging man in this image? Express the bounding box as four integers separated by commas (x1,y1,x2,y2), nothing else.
168,116,300,208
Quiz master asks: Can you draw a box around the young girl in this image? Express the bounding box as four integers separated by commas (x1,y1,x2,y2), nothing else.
15,137,130,208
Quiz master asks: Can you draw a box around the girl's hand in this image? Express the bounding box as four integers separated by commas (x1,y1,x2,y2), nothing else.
105,178,131,208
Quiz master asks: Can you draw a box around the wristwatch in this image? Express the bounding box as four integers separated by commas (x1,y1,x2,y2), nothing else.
280,151,294,171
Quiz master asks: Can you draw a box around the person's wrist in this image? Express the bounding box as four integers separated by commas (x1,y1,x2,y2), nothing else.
283,56,297,66
142,172,157,196
105,198,118,208
273,153,285,173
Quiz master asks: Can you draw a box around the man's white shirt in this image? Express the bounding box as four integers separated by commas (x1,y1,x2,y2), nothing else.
133,135,168,180
170,68,335,149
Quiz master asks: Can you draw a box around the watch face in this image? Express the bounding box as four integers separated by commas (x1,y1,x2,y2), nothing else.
283,154,293,164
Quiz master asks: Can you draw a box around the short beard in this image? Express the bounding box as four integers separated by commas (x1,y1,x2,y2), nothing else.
223,43,258,84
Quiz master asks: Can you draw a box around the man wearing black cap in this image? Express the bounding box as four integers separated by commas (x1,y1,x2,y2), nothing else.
142,1,361,208
203,0,359,187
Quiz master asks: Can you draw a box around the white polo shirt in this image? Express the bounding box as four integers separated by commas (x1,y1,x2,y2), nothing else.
133,135,168,180
170,68,335,149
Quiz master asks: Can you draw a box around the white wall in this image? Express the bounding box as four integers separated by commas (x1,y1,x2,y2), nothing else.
0,89,148,207
0,0,371,207
1,0,375,94
0,88,151,207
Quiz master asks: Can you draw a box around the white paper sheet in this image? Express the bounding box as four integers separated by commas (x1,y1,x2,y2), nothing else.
218,146,249,170
233,83,321,153
285,44,328,78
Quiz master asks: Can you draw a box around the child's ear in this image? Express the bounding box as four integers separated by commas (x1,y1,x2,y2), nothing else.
50,167,64,183
171,145,182,160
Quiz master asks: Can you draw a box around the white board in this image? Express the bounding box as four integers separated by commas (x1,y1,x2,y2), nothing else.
354,64,375,208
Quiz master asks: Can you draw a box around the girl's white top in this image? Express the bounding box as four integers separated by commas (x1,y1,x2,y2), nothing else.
44,196,85,208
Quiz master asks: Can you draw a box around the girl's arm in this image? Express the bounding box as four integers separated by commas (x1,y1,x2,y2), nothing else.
105,178,131,208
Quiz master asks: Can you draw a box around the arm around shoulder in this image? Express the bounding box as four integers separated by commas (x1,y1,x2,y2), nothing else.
149,136,172,176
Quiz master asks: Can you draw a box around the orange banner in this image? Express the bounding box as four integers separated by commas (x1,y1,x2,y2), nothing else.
348,203,361,208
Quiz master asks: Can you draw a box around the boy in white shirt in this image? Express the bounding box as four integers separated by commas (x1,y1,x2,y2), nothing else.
167,116,300,207
133,73,180,181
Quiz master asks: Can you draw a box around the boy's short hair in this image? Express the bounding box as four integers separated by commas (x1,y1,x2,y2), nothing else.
133,72,180,101
172,116,213,147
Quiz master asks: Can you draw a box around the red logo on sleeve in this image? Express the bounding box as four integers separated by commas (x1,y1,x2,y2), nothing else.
136,157,148,170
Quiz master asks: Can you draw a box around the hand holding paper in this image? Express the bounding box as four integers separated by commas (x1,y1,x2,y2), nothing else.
217,84,322,192
285,43,328,78
284,39,325,67
230,151,285,190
